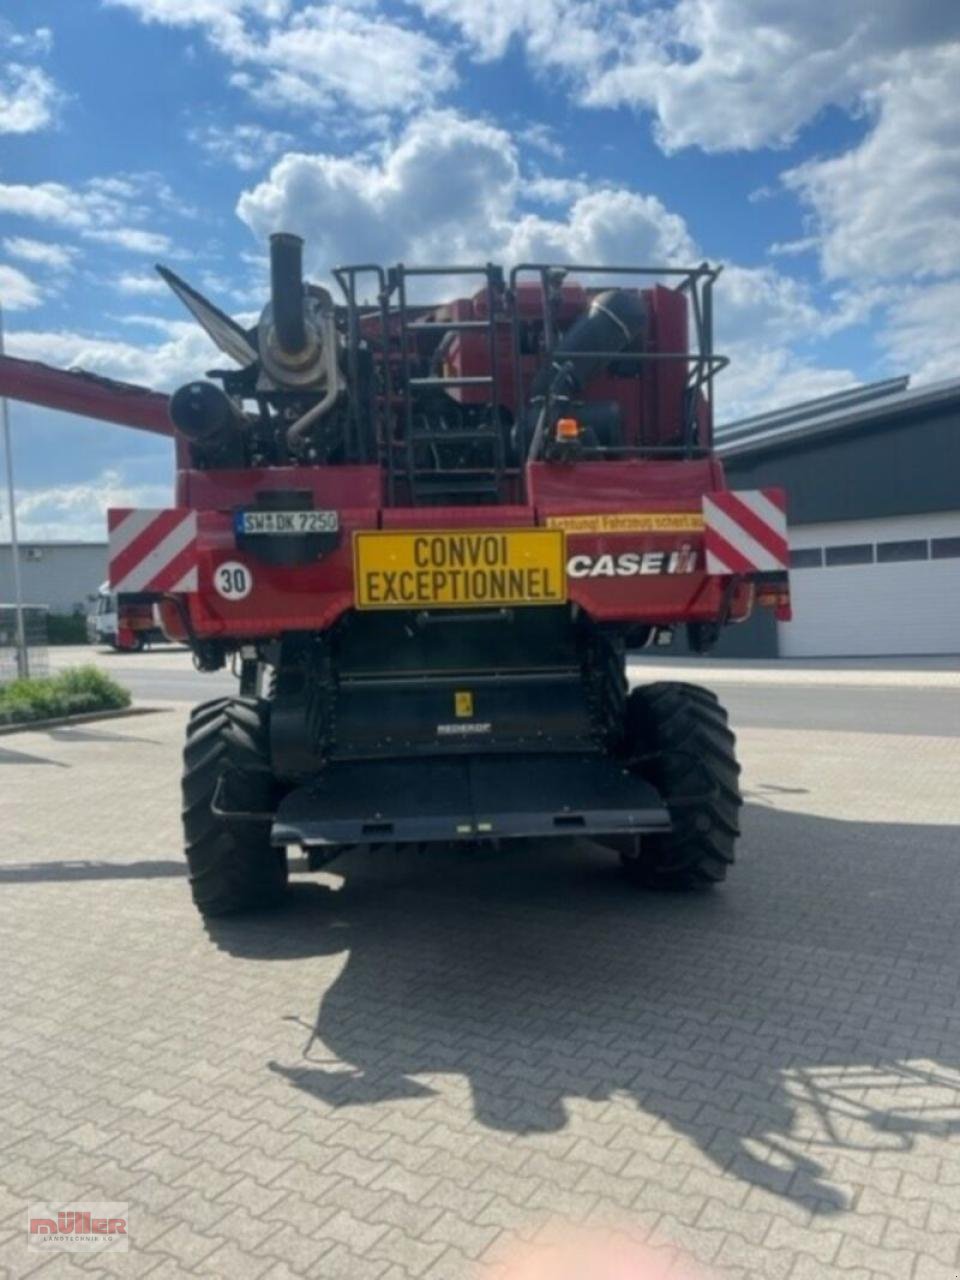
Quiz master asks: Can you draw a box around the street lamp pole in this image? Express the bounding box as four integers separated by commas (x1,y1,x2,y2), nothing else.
0,302,29,679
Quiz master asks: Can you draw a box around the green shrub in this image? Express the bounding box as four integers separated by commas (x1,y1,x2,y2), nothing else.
47,612,90,645
0,665,131,726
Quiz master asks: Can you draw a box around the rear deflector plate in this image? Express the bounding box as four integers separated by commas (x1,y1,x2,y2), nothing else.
271,754,670,847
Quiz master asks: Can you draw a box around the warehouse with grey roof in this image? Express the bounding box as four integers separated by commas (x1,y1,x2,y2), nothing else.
715,375,960,657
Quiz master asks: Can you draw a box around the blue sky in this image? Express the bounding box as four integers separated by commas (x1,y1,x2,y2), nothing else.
1,0,958,539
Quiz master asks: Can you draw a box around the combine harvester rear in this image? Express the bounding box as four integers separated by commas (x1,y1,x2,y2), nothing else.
0,237,791,915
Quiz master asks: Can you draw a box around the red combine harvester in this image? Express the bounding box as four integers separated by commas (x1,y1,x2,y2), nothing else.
0,236,790,915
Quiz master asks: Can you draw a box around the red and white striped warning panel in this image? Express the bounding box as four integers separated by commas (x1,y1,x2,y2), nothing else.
702,489,788,575
108,508,199,593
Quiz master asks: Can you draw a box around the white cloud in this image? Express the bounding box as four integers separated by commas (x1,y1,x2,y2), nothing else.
715,265,822,347
683,264,859,419
505,189,696,266
0,181,98,228
188,121,294,172
103,0,264,26
412,0,608,72
237,112,699,273
783,46,960,281
1,24,54,57
0,176,183,269
719,345,857,424
232,6,456,116
0,177,176,255
0,263,43,310
106,0,456,117
2,237,76,270
15,469,173,542
5,323,220,393
768,237,819,259
85,227,173,254
412,1,960,156
112,271,168,295
517,122,566,162
877,280,960,385
237,112,520,267
526,176,591,206
0,23,64,134
103,0,290,26
0,63,63,134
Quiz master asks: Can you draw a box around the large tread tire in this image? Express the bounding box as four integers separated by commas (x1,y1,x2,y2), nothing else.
181,697,287,917
618,681,742,890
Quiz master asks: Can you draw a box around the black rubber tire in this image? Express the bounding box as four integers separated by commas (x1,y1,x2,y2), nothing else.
617,681,742,889
181,697,287,917
189,697,229,725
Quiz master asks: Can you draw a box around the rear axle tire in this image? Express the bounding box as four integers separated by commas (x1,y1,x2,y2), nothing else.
617,681,742,889
181,696,287,917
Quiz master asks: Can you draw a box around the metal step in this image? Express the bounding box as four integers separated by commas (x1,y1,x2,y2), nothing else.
411,428,500,443
409,320,489,332
410,474,502,496
271,753,671,847
410,376,493,389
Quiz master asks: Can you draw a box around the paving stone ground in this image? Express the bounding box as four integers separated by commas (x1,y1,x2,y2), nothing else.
1,697,959,1278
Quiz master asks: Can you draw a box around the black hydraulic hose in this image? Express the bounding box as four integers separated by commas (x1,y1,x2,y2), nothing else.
270,232,307,356
530,288,647,401
526,288,646,460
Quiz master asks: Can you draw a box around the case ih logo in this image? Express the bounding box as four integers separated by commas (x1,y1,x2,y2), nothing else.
27,1204,129,1252
567,546,698,577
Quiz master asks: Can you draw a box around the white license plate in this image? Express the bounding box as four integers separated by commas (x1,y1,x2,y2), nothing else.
236,509,339,536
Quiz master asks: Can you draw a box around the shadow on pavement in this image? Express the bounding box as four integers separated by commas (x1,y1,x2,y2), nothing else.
207,803,960,1218
0,745,70,767
46,725,165,744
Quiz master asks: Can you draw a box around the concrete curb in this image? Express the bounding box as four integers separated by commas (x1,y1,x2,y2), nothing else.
0,706,169,737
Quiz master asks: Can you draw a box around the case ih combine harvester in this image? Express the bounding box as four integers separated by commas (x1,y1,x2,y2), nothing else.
0,235,790,915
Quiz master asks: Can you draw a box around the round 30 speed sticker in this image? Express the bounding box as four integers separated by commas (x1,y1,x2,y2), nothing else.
214,560,253,600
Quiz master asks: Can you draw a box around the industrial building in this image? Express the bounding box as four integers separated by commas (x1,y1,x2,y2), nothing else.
0,541,107,616
717,375,960,657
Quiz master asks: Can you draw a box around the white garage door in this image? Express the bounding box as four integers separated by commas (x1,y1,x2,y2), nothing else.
778,511,960,657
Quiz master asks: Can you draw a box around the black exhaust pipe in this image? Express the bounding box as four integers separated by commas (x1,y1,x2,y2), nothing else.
270,232,306,356
170,380,244,445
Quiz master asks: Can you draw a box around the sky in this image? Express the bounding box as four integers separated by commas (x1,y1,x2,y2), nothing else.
0,0,958,540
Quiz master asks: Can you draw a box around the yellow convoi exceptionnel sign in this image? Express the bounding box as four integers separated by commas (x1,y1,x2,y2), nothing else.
354,529,566,610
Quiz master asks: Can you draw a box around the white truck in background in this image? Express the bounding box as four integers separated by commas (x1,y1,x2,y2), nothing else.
87,582,164,651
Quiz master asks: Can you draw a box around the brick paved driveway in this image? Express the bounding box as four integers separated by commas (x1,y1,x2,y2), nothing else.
1,701,959,1278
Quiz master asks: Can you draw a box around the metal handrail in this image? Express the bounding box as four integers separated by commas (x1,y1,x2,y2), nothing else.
335,260,729,500
507,261,725,461
332,263,391,476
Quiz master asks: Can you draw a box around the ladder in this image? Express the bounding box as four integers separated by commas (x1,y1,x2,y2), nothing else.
393,264,506,504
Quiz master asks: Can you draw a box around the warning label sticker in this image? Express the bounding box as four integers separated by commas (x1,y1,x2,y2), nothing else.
545,512,704,534
354,529,567,610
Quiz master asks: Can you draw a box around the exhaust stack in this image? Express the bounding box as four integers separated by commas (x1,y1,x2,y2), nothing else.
269,232,307,357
